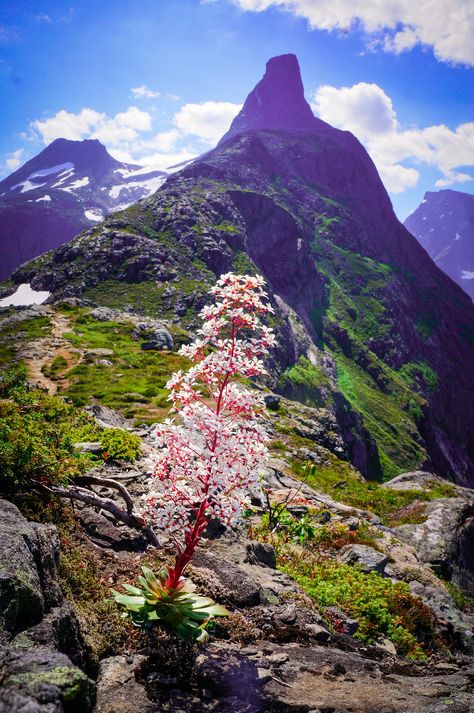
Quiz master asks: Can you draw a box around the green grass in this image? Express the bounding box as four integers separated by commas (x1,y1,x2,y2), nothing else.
62,312,189,422
291,459,456,526
0,315,52,368
83,277,211,323
278,356,331,408
303,238,445,480
416,311,439,338
398,361,439,395
335,355,426,479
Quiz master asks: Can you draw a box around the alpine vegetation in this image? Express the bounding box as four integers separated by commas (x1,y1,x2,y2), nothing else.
113,273,276,640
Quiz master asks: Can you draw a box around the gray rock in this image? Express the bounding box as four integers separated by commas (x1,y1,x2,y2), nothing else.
246,542,277,569
0,646,95,713
338,544,389,574
85,348,114,358
193,550,262,608
84,403,133,429
131,321,173,351
382,471,450,491
394,496,474,594
263,393,280,411
94,655,153,713
0,499,90,697
0,499,63,641
74,441,103,454
90,307,119,322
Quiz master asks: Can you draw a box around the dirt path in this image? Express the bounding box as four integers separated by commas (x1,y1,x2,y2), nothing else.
19,309,82,394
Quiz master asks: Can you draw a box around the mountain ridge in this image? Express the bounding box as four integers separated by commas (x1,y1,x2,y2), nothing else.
405,189,474,301
0,138,167,281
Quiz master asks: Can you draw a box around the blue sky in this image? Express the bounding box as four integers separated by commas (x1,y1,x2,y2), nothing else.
0,0,473,219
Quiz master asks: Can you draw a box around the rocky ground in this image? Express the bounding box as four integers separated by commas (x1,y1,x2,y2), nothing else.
1,423,474,712
1,305,474,712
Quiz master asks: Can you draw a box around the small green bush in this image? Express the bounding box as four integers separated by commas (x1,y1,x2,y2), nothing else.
0,367,93,493
279,554,433,658
100,428,142,462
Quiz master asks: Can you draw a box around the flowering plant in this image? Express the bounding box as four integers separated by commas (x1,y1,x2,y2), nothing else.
113,273,275,640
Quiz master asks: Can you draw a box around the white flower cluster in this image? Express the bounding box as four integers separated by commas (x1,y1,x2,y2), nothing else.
144,273,275,544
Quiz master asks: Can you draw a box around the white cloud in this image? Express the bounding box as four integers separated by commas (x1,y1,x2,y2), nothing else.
28,100,242,171
312,83,397,140
377,164,420,194
174,101,242,143
32,108,105,143
32,106,152,146
435,171,473,188
312,82,474,193
231,0,474,66
131,85,160,99
4,148,24,171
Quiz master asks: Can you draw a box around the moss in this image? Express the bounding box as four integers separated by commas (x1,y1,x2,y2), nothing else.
7,665,94,709
416,311,439,338
398,361,439,395
278,356,331,408
290,458,456,526
278,553,433,658
0,316,52,368
58,525,131,671
232,250,259,276
335,354,426,479
444,581,474,611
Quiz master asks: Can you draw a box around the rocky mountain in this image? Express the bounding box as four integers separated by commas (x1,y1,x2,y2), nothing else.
4,54,474,487
0,138,166,280
404,189,474,301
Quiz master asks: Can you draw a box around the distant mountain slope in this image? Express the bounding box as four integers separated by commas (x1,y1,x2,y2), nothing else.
404,190,474,301
0,138,166,280
5,54,474,487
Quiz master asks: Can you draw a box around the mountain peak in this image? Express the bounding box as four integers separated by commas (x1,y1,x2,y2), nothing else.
218,53,323,145
35,137,122,172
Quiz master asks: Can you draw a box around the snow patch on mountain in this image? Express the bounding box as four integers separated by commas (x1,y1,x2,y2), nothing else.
51,169,75,187
84,209,103,222
35,195,51,202
0,283,50,307
61,176,90,193
29,162,74,179
108,174,166,200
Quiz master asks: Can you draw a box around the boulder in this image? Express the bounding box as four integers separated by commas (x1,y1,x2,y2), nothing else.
246,542,277,569
0,499,62,640
0,646,95,713
338,544,389,574
382,471,450,491
0,500,94,710
131,321,173,351
394,496,474,594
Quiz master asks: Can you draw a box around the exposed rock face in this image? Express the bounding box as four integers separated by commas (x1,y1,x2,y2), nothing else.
0,138,166,281
0,499,95,712
338,544,389,573
218,53,326,143
405,189,474,301
394,494,474,595
7,55,474,486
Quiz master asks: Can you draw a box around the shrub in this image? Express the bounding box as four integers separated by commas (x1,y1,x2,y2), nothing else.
100,428,142,462
279,553,433,659
0,368,93,493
